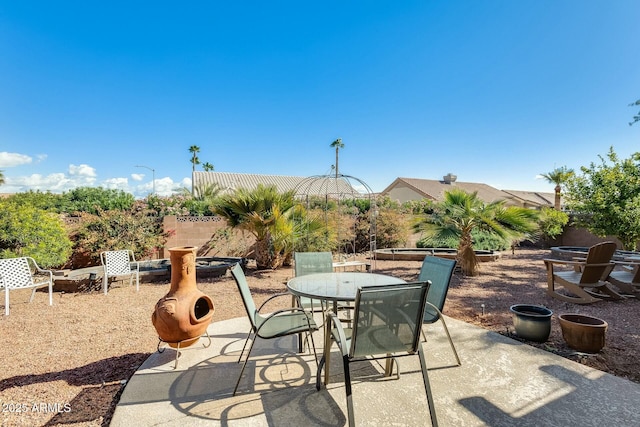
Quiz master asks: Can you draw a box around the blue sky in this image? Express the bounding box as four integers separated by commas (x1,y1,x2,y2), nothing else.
1,1,639,198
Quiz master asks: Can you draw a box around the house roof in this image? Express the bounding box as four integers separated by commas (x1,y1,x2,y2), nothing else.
192,171,363,197
382,177,516,204
501,190,555,208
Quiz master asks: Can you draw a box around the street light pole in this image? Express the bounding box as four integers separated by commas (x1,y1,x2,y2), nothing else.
135,165,155,195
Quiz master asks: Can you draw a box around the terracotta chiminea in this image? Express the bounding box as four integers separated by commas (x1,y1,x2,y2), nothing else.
152,246,214,348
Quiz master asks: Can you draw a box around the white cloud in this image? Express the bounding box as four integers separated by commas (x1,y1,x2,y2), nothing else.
153,176,185,197
103,177,129,190
0,152,32,168
2,166,191,199
69,164,97,177
180,177,192,189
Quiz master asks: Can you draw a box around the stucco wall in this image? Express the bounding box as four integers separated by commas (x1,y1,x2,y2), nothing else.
385,184,425,204
162,216,254,258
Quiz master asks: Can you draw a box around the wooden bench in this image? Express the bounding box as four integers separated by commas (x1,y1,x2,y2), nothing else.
0,257,53,316
332,261,371,272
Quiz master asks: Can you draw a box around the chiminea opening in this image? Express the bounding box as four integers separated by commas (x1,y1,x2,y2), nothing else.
194,297,212,319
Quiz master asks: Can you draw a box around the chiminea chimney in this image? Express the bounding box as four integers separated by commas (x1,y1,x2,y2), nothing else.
443,173,457,184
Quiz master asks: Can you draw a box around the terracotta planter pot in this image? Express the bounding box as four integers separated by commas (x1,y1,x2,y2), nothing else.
558,314,607,353
509,304,553,342
151,246,215,348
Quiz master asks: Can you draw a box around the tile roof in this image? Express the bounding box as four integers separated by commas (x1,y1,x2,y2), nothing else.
384,177,515,204
502,190,555,208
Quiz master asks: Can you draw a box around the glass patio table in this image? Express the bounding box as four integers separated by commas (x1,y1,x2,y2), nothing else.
286,271,406,312
286,272,406,384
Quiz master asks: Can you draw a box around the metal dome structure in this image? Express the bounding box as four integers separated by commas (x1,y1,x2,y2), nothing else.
293,173,377,270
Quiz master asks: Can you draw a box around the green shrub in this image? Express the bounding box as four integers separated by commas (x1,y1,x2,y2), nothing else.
63,187,135,214
538,207,569,241
0,201,73,268
5,190,69,213
417,229,510,251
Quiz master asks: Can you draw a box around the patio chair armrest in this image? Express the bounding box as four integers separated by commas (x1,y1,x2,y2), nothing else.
326,312,349,356
34,266,53,280
585,262,615,268
257,292,297,311
256,306,317,334
613,260,640,266
543,258,584,266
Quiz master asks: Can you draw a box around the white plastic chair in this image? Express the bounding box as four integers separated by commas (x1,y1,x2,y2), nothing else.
0,256,53,316
100,250,139,295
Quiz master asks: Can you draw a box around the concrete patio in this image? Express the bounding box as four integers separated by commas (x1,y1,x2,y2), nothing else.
111,314,640,426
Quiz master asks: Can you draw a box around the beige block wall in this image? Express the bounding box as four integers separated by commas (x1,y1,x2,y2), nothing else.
162,216,254,258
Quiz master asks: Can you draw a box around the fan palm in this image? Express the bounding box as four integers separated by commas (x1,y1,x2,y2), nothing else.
414,189,539,276
215,185,322,269
189,145,201,171
540,166,574,210
330,138,344,177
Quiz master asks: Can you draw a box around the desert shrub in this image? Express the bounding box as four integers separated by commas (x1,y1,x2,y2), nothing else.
144,194,191,216
370,208,411,249
74,209,168,263
0,200,73,268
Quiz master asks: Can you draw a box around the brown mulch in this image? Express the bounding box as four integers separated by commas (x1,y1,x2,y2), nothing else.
0,248,638,426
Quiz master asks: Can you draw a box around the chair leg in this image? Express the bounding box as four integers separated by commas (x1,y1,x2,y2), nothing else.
306,329,319,368
587,283,626,300
436,317,461,367
421,313,462,367
48,282,53,306
103,275,108,295
29,288,37,303
343,356,355,427
233,333,259,396
324,317,333,386
5,289,9,316
315,355,326,391
418,345,439,427
237,329,254,363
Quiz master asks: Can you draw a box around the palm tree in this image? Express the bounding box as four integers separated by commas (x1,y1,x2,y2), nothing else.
202,162,214,171
0,170,5,186
215,185,324,269
181,183,222,200
189,145,201,172
330,138,344,177
540,166,574,210
215,185,293,269
630,98,640,126
414,188,539,276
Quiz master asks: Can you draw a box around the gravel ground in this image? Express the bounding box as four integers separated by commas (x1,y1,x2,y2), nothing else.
1,248,638,426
